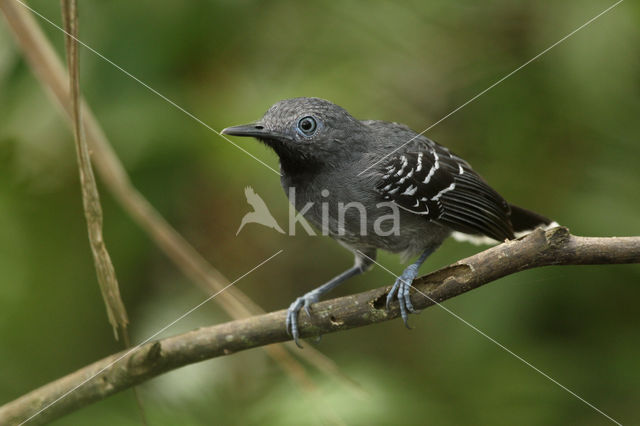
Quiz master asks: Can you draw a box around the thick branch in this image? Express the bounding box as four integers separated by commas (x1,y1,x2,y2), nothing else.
2,228,639,425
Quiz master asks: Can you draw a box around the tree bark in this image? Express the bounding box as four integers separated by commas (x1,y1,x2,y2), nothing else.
1,227,639,425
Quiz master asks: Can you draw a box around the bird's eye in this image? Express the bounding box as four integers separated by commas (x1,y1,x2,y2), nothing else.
297,116,317,136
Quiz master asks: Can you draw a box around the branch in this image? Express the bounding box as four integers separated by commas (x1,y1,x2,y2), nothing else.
60,0,129,339
0,0,353,393
1,228,639,425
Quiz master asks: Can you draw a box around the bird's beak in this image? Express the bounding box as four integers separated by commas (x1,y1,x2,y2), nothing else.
221,123,270,138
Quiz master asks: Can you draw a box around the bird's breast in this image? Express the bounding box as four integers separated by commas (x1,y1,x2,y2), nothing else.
280,170,450,254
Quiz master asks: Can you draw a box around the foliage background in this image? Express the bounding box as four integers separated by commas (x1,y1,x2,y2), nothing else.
0,0,638,424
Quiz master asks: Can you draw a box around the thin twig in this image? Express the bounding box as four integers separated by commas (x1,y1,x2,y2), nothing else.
60,2,150,423
0,0,355,395
59,0,128,339
1,228,638,425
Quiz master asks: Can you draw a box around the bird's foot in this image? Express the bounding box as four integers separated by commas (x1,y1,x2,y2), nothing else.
285,290,320,348
386,264,421,327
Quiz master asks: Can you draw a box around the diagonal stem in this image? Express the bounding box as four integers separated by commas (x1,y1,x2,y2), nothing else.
0,0,358,398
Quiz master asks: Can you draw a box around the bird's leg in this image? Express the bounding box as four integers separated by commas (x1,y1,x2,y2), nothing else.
286,250,375,348
386,247,436,327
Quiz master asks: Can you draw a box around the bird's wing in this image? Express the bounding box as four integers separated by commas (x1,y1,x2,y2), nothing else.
375,143,515,241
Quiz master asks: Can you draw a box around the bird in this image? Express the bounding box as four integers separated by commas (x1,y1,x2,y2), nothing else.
222,97,555,347
236,186,285,235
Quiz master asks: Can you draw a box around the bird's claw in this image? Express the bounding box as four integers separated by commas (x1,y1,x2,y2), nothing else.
386,265,420,328
286,291,319,348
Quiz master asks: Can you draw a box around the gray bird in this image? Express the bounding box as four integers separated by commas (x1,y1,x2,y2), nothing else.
222,97,554,347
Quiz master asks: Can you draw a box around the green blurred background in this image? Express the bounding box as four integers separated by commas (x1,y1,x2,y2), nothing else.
1,0,639,424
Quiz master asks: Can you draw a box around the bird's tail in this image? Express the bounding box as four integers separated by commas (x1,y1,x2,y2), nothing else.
451,204,558,245
509,204,558,237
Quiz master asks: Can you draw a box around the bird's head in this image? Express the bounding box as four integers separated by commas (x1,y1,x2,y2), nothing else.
222,97,367,172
